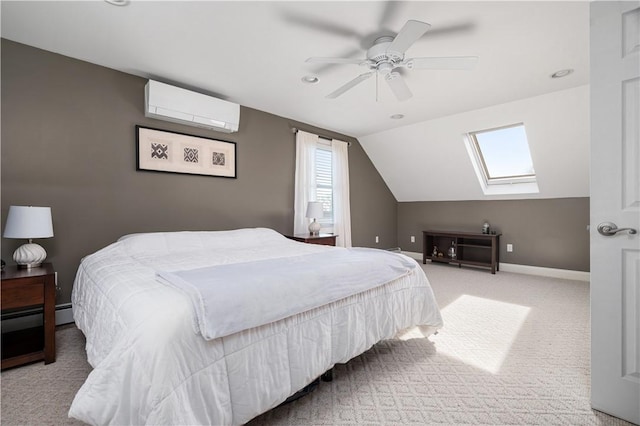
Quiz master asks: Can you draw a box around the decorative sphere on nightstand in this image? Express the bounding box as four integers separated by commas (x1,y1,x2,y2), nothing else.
13,243,47,268
308,220,321,236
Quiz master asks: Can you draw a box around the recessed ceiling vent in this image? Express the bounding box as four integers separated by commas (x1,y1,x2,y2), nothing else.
144,80,240,133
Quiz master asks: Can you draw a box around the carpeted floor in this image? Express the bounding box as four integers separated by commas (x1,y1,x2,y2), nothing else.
1,322,90,425
1,263,635,425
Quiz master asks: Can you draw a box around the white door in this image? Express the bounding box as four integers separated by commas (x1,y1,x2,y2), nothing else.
591,2,640,424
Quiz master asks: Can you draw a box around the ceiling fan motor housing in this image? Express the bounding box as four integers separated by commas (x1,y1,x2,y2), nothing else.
367,36,404,69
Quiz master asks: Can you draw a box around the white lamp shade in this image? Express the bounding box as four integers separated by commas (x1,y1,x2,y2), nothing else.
305,202,324,219
3,206,54,239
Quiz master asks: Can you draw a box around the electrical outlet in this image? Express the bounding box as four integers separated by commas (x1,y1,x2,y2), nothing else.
55,272,61,296
507,244,513,252
375,236,379,244
410,235,415,243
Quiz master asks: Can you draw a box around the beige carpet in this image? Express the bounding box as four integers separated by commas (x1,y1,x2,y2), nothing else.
1,323,90,425
1,263,635,425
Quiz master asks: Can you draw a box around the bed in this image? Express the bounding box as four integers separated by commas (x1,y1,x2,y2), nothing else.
69,228,443,425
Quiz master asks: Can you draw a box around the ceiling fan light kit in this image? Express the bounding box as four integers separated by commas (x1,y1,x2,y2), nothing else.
306,20,478,102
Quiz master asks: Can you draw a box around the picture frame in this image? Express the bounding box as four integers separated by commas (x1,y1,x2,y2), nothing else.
136,125,237,178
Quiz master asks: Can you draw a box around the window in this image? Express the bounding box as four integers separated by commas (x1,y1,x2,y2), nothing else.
315,142,334,229
465,123,539,195
294,129,351,247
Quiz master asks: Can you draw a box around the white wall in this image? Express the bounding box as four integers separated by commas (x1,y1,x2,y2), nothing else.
358,85,590,202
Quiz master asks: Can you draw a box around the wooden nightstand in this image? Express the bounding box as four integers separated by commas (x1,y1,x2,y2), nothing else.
286,233,338,246
1,263,56,370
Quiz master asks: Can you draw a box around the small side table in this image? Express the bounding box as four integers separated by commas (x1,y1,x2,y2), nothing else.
286,233,338,246
1,263,56,370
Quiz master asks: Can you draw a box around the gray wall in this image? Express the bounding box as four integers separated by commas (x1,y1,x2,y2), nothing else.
1,40,398,304
398,198,590,272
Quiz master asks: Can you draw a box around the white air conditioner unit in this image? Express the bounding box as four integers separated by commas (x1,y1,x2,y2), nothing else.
145,80,240,133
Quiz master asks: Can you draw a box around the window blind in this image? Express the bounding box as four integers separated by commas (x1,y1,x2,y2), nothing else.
315,146,333,226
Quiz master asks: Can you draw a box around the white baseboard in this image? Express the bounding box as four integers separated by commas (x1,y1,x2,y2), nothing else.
1,303,74,333
401,251,590,282
499,263,590,282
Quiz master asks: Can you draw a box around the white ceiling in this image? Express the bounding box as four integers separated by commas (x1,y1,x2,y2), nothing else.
1,1,589,138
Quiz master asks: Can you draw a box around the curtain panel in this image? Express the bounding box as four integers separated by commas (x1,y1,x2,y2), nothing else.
332,139,352,248
293,131,319,235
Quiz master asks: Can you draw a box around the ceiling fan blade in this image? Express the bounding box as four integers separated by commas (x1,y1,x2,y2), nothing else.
326,72,374,99
306,57,367,65
281,13,362,39
408,56,478,70
378,1,402,28
386,20,431,56
385,72,412,102
426,22,476,39
307,48,364,74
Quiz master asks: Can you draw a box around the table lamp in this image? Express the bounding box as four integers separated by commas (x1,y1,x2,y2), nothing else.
305,201,323,236
3,206,54,268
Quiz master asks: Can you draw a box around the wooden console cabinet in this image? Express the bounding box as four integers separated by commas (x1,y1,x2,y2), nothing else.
423,230,501,274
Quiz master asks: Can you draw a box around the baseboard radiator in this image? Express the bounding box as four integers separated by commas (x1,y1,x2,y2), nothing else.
1,303,74,332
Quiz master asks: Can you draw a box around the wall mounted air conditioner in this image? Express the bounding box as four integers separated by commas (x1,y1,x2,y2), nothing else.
145,80,240,133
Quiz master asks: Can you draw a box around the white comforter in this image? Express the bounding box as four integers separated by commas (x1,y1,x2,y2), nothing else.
70,228,443,425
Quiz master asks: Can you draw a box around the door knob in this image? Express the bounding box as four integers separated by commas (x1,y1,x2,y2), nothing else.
597,222,638,236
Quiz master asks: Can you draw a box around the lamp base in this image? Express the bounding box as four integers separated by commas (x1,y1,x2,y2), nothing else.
308,219,321,236
13,243,47,269
18,263,43,270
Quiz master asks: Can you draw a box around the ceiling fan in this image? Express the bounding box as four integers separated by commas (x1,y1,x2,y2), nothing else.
306,20,478,102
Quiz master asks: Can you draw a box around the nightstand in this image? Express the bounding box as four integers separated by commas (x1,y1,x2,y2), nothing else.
1,263,56,370
286,233,338,246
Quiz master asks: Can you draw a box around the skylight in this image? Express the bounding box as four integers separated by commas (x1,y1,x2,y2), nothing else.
465,123,539,195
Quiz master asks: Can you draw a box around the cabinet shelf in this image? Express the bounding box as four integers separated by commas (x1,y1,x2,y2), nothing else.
422,230,501,274
428,256,457,263
457,243,491,249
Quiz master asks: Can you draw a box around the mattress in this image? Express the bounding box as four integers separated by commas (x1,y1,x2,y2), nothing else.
69,228,443,425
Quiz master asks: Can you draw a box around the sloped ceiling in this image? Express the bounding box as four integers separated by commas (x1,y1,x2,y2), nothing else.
1,1,590,201
359,85,590,201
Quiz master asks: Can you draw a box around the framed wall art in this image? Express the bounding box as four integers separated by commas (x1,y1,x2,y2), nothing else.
136,125,237,178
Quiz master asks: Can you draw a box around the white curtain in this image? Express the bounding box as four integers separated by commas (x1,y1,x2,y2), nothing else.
332,139,352,248
293,131,319,235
